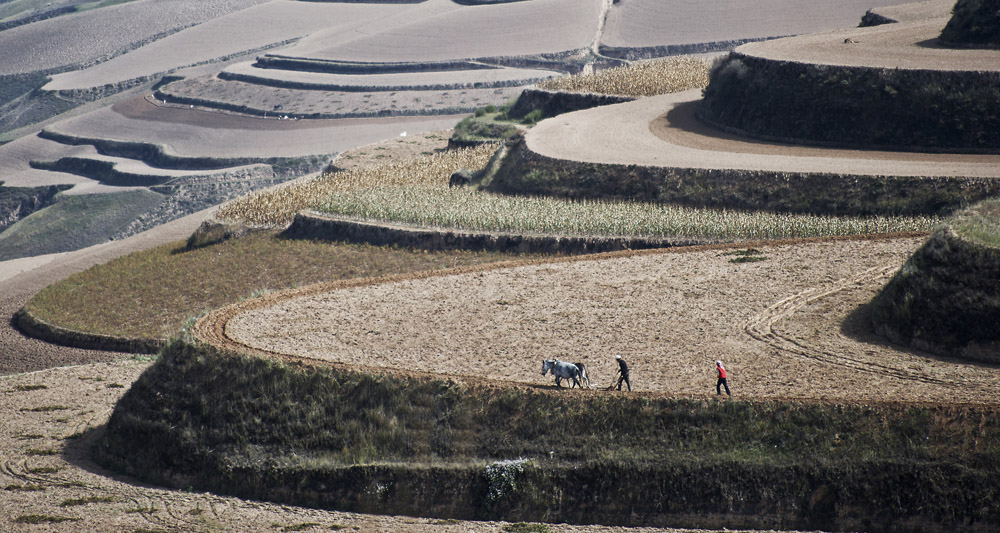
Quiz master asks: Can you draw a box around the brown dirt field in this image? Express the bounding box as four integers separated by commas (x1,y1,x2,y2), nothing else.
197,234,999,406
41,95,462,160
736,12,998,71
601,0,913,48
288,0,601,62
527,89,1000,178
158,75,524,119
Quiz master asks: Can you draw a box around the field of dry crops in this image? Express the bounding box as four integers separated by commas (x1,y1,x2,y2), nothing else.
315,185,937,240
538,56,711,97
217,144,498,226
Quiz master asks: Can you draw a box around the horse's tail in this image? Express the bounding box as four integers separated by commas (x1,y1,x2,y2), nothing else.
575,362,591,389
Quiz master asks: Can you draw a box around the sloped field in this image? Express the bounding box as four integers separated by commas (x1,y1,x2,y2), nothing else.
43,0,399,90
287,0,601,62
0,0,269,75
205,234,1000,406
600,0,914,50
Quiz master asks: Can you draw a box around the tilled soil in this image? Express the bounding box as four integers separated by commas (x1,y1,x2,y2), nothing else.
209,234,999,406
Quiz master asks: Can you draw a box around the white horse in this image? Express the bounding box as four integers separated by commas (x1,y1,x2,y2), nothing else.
541,359,587,389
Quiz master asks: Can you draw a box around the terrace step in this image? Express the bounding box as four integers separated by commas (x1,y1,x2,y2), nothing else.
219,61,558,91
29,154,272,187
155,75,523,119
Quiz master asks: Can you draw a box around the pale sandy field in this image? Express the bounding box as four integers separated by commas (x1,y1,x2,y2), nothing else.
159,76,525,118
219,62,559,90
43,0,398,91
600,0,914,48
40,95,463,160
0,0,269,75
526,89,1000,178
287,0,602,62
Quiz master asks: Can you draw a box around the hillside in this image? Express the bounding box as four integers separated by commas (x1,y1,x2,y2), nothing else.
871,198,1000,361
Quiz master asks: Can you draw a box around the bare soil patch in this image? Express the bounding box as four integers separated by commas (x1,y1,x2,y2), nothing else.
527,89,1000,178
44,95,462,159
0,0,269,75
207,235,1000,406
289,0,601,62
158,75,524,118
737,15,1000,71
601,0,913,49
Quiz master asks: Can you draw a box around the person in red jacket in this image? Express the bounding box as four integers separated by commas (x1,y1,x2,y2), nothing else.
716,360,731,396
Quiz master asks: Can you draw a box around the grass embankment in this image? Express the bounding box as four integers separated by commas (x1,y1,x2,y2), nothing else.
939,0,1000,46
314,185,938,240
489,139,998,217
871,198,1000,360
24,231,530,340
0,182,70,230
451,105,524,145
699,53,1000,152
99,340,1000,530
0,190,164,262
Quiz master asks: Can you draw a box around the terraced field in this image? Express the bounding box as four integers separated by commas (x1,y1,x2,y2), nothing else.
0,0,269,75
600,0,913,55
4,0,998,530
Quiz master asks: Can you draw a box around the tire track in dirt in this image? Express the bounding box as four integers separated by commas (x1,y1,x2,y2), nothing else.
744,264,971,390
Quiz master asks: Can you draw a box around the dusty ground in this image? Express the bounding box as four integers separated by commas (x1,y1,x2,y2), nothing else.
159,76,524,118
736,1,996,71
601,0,912,48
210,234,999,406
528,89,1000,178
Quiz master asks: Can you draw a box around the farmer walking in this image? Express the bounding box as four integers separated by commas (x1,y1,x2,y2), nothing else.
614,354,631,391
716,360,731,396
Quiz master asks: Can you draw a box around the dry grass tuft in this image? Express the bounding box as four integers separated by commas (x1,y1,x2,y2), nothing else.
538,56,711,97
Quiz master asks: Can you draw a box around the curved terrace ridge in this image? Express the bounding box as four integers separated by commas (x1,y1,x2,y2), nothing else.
525,89,1000,178
190,234,1000,406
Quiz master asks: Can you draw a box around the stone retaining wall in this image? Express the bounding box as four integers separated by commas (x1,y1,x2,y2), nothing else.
489,139,1000,216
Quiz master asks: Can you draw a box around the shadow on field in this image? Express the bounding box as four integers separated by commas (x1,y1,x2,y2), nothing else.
839,301,1000,368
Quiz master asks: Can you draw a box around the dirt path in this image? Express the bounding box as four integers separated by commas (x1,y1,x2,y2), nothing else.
527,89,1000,178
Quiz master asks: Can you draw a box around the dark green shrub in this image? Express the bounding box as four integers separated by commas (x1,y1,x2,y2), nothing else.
940,0,1000,46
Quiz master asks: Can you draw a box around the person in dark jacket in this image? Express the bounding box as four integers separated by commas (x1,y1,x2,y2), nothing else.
614,354,631,391
716,360,731,396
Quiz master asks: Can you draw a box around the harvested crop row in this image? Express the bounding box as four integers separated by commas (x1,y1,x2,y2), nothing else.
537,56,711,97
216,144,498,226
314,185,939,240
